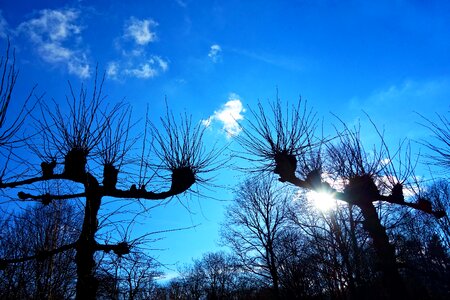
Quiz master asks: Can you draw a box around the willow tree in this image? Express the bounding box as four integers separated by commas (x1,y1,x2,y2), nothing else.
236,99,446,299
0,61,221,298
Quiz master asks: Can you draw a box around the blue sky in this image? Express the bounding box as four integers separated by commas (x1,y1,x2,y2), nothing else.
1,0,450,277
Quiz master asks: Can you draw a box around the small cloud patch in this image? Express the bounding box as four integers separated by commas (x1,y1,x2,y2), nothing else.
208,44,222,63
124,17,158,45
203,93,245,138
107,16,167,80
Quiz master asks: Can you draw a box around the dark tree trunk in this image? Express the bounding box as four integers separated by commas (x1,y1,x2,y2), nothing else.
75,174,102,300
267,245,280,300
359,202,405,299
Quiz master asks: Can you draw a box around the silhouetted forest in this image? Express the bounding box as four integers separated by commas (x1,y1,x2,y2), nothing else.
0,43,448,300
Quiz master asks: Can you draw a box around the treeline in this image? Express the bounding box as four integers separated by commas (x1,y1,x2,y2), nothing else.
1,179,447,299
160,178,449,300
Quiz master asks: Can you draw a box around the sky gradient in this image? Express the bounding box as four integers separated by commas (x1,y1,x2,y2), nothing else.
1,0,450,278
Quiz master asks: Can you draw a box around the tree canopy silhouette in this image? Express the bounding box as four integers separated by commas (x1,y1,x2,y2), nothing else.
236,98,446,299
0,45,222,299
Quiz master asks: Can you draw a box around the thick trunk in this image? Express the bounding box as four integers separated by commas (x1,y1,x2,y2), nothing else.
359,202,405,299
348,205,362,300
75,174,101,300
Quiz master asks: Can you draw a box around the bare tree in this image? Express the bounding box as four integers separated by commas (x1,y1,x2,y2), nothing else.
288,192,377,299
0,201,81,299
170,251,249,300
236,99,446,299
420,180,450,249
197,251,238,300
0,67,222,299
221,175,291,299
96,251,161,300
273,228,323,299
420,112,450,170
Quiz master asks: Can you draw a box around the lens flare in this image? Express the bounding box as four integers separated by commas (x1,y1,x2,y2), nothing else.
307,190,337,212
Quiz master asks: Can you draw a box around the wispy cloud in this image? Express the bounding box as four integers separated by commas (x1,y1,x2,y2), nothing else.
125,56,168,79
124,17,158,45
109,55,169,81
107,17,167,80
208,44,222,63
106,61,119,78
0,11,8,39
345,77,450,142
125,63,157,79
349,78,450,113
175,0,188,8
231,48,306,72
17,8,90,78
370,79,450,104
202,93,245,138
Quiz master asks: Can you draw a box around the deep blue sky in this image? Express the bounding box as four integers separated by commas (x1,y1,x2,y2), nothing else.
1,0,450,278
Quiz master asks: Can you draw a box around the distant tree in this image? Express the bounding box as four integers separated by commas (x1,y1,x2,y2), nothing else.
197,251,238,300
288,193,381,299
170,251,256,300
236,99,446,299
0,201,81,299
390,204,450,300
221,175,291,299
0,43,222,299
96,251,161,300
273,228,320,299
420,112,450,170
421,180,450,249
167,277,191,300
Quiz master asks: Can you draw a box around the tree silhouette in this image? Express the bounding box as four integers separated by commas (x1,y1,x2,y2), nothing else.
0,201,81,299
0,53,221,298
236,99,446,299
420,111,450,170
221,175,291,299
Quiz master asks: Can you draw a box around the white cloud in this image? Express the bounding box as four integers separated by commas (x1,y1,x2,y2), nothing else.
155,56,169,72
203,93,245,138
68,59,90,78
17,8,90,78
208,44,222,63
124,62,158,79
38,42,72,63
109,56,168,80
107,61,119,78
107,18,167,80
124,17,158,45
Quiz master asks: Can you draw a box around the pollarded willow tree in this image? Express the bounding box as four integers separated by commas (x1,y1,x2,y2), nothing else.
236,99,446,299
0,60,222,298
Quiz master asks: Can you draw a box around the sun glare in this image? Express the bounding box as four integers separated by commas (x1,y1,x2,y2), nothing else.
307,190,337,212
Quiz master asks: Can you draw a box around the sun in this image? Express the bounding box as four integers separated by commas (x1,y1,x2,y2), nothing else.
306,190,337,212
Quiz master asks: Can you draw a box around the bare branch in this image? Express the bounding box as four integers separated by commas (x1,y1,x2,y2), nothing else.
418,112,450,170
236,97,320,178
17,191,85,204
0,242,76,269
150,103,225,195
